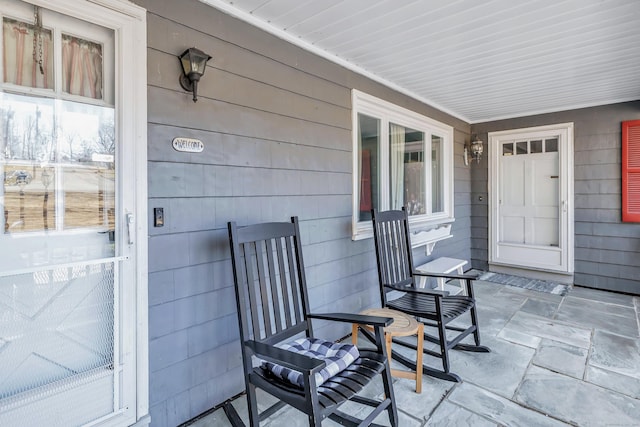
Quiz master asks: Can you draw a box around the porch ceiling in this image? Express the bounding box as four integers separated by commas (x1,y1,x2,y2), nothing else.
201,0,640,123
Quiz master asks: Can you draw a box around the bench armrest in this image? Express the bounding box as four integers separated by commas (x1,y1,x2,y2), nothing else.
413,271,478,281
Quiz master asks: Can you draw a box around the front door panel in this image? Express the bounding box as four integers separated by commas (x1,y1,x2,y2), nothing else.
489,124,573,275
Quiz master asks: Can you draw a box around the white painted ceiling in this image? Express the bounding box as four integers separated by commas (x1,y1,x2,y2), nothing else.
202,0,640,124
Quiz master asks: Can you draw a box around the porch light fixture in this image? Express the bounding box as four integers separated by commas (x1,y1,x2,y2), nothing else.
178,47,212,102
464,136,484,165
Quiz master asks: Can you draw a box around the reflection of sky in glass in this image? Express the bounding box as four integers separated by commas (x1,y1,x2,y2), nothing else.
62,112,99,140
1,92,114,163
0,92,54,162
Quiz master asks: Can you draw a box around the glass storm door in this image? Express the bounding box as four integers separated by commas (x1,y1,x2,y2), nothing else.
0,1,142,425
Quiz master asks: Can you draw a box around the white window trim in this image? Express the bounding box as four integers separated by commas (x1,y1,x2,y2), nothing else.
352,90,455,240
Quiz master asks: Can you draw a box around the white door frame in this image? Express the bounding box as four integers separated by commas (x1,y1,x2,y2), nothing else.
488,123,574,279
0,1,148,425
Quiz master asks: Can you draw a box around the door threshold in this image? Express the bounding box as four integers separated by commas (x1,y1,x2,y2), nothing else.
488,264,574,285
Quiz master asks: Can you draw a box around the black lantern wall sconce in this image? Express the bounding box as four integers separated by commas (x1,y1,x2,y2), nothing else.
178,47,212,102
464,136,484,165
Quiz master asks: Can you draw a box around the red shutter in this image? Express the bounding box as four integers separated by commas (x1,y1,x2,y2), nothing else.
622,119,640,222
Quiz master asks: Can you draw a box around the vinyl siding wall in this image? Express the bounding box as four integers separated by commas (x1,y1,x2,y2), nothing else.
133,0,472,425
471,101,640,294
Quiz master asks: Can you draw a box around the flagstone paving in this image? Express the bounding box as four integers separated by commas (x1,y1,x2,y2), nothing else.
186,281,640,427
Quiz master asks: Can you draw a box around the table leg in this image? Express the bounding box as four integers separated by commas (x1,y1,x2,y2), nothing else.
351,323,359,346
416,323,424,393
385,333,393,363
418,276,427,288
457,266,465,295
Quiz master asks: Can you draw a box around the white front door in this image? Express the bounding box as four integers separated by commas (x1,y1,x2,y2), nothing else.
0,1,147,426
489,123,574,276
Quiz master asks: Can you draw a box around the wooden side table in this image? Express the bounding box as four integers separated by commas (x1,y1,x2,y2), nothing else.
352,307,424,393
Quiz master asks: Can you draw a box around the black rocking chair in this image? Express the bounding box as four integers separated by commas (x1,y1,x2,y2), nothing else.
227,217,398,426
370,208,490,382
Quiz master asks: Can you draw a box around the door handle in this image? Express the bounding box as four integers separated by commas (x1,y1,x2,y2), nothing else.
99,229,115,242
126,213,135,245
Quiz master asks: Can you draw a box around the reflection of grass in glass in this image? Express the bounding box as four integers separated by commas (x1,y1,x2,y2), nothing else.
64,168,115,229
64,191,115,229
4,166,55,232
4,190,56,232
3,165,114,233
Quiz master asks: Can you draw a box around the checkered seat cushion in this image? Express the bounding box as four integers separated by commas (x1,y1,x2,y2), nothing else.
262,337,360,388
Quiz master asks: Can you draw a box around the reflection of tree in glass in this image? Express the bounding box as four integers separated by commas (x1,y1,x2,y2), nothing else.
77,117,115,168
20,112,36,159
1,102,54,162
63,130,78,162
1,108,14,160
97,117,115,155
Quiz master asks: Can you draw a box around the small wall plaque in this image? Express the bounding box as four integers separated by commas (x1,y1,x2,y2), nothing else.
172,137,204,153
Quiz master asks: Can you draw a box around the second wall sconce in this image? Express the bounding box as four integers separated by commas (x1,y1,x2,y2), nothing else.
464,136,484,165
178,47,212,102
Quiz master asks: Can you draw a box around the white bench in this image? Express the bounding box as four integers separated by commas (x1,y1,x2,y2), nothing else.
415,257,468,295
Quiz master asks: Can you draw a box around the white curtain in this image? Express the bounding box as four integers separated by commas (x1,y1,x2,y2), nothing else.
62,35,103,99
2,18,52,89
2,18,102,100
390,123,405,209
431,137,442,213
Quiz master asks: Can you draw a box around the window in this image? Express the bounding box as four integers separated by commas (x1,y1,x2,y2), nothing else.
501,137,559,157
352,90,454,239
1,4,115,236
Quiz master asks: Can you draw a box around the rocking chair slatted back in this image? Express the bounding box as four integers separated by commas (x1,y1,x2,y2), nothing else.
372,209,415,303
229,219,310,346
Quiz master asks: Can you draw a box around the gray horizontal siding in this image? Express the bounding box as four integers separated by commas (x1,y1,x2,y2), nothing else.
135,1,472,425
144,43,360,427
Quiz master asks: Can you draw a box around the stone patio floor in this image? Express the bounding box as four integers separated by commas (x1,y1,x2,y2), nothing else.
189,280,640,426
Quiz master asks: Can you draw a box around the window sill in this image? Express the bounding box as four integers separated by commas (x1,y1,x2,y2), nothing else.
352,217,454,249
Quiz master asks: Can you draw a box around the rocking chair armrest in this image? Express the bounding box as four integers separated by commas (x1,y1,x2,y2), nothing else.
245,340,326,373
413,271,478,281
412,271,478,296
385,283,450,297
308,312,393,327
